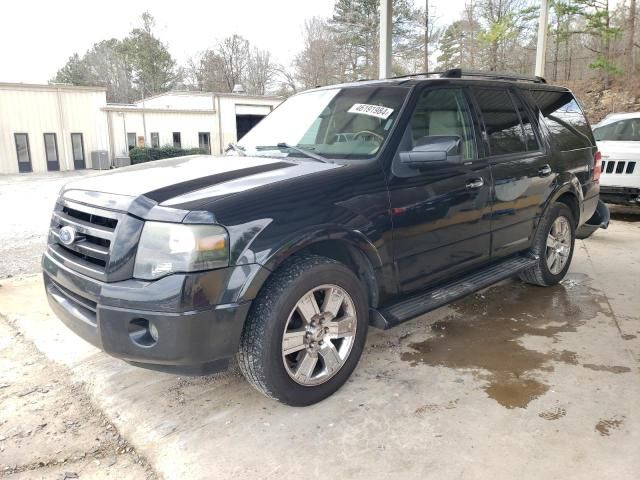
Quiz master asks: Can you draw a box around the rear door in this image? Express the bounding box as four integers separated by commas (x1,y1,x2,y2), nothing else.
471,87,552,258
388,87,492,294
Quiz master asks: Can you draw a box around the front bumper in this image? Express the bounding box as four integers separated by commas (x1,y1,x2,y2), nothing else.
42,252,257,375
600,186,640,205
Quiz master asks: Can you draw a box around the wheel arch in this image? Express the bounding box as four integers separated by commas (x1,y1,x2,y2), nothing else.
246,228,384,309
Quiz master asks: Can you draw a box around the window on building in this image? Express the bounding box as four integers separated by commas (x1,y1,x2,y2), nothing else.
473,88,527,156
14,133,32,173
151,132,160,148
530,90,593,151
173,132,181,148
71,133,86,169
43,133,60,171
127,132,136,150
198,132,211,153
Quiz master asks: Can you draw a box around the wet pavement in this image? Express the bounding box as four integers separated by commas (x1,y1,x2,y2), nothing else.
401,273,614,409
0,202,638,479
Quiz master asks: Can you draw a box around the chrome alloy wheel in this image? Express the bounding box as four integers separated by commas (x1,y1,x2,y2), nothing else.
281,284,357,386
546,216,572,275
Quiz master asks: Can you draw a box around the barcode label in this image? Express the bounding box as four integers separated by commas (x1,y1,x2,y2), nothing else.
348,104,394,120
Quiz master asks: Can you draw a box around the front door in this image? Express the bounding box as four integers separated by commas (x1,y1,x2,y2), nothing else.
44,133,60,171
470,87,552,258
71,133,86,169
388,87,492,294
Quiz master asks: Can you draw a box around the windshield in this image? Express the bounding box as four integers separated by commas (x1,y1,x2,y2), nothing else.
235,85,409,160
594,118,640,141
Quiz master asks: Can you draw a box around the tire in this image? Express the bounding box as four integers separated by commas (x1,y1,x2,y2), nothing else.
237,254,369,406
520,203,576,287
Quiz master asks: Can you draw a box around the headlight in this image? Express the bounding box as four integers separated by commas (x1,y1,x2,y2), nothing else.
133,222,229,280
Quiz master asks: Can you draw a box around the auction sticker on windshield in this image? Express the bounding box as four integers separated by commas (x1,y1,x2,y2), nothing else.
348,104,394,120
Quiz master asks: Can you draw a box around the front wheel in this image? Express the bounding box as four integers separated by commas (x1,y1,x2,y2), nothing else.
237,254,368,406
520,203,575,286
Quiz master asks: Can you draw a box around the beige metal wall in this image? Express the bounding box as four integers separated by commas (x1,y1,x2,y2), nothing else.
0,84,109,174
106,109,218,157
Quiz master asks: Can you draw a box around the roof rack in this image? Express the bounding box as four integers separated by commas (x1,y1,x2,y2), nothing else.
388,68,546,84
441,68,546,84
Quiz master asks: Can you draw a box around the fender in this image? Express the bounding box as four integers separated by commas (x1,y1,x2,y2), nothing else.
531,173,582,241
234,226,387,305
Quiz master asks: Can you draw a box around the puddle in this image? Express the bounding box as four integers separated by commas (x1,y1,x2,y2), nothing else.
582,364,631,374
595,418,624,436
401,273,610,409
539,406,567,421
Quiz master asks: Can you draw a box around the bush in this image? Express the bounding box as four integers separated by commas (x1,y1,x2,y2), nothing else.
129,146,209,164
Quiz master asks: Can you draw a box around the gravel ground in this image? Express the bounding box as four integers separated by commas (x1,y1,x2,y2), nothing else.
0,171,94,279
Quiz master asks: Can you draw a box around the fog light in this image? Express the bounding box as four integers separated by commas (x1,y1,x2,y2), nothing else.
128,318,158,347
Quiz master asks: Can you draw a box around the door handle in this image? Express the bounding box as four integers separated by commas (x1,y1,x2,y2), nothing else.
538,164,552,177
466,178,484,189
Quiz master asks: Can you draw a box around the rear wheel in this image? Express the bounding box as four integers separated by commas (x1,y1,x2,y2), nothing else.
237,254,368,406
520,203,575,286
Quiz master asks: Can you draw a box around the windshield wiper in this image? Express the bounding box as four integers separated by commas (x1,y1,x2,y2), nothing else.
276,143,330,163
227,143,247,156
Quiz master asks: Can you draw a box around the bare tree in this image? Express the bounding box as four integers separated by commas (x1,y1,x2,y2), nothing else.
217,34,250,91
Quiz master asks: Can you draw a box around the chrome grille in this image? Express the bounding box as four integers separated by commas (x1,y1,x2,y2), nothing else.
48,200,122,281
601,160,637,175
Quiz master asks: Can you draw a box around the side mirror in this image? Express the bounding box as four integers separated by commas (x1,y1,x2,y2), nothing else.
400,135,463,169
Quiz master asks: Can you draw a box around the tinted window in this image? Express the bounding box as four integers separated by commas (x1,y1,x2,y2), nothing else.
15,134,30,164
403,88,475,160
474,88,527,155
127,132,136,150
71,133,84,161
44,133,59,162
594,119,640,141
512,93,540,151
530,90,593,151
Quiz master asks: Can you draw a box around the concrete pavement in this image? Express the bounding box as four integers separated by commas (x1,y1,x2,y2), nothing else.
1,217,638,479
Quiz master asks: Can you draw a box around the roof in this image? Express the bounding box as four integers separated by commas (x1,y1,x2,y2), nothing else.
133,90,282,105
103,104,216,114
0,82,107,93
593,111,640,128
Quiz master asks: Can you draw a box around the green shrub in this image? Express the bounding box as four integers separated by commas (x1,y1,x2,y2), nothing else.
129,146,209,164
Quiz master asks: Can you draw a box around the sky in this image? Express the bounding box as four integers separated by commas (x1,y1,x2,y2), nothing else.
0,0,468,84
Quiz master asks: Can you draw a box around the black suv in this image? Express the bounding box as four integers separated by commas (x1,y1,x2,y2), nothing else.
43,69,601,406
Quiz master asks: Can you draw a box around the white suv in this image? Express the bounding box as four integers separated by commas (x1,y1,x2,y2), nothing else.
593,112,640,205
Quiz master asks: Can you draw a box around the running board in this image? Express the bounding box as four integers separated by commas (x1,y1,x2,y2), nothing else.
370,255,537,330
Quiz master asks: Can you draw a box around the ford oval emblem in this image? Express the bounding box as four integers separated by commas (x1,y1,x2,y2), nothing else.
59,226,76,246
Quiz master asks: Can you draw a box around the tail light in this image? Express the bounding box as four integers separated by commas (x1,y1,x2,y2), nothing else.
593,151,602,181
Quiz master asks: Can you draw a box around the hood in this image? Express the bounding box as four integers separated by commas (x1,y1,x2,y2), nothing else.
63,155,341,206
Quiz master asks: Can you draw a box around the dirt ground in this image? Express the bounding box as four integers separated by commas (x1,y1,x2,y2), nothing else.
0,171,638,479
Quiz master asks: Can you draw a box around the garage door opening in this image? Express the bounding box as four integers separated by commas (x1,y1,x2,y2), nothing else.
236,115,265,140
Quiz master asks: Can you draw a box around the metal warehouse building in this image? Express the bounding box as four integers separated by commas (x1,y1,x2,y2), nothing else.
0,82,281,174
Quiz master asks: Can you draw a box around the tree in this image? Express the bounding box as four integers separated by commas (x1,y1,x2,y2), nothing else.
437,19,484,69
217,34,250,91
294,17,339,89
573,0,622,87
329,0,423,80
246,48,275,95
52,40,134,103
52,53,93,86
121,11,179,96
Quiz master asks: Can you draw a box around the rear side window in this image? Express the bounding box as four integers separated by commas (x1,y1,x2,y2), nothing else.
511,93,540,151
474,88,529,156
530,90,593,151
